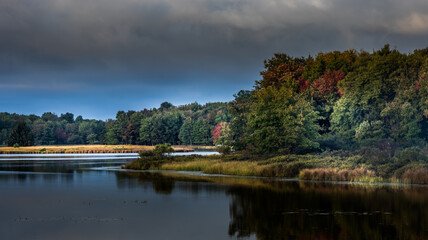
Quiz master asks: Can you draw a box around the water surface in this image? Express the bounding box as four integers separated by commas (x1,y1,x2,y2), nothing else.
0,153,427,240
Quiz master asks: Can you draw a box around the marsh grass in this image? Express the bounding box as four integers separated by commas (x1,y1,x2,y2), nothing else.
0,145,195,154
127,153,364,177
125,151,428,184
160,159,267,176
398,168,428,184
298,168,384,183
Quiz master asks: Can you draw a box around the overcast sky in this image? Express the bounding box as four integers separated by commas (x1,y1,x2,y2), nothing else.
1,0,428,119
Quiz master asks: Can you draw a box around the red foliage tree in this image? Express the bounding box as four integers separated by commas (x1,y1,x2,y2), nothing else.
212,122,223,144
258,62,305,91
299,77,310,92
312,70,345,98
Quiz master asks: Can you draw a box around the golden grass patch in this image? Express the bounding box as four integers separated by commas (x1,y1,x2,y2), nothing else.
0,145,197,154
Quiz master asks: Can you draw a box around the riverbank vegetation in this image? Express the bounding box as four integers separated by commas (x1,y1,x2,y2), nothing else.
124,148,428,184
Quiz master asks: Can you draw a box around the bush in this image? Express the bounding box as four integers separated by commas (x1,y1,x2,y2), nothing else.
217,145,231,155
153,143,174,156
139,151,154,157
13,143,20,148
358,147,391,166
131,152,169,171
401,168,428,184
393,147,426,164
128,144,175,170
316,134,349,151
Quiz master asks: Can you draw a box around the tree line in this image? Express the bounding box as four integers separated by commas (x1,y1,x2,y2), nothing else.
1,102,230,146
2,45,427,155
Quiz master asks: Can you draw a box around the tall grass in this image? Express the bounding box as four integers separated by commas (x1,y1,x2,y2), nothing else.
160,159,268,176
0,145,195,154
400,169,428,184
124,150,428,185
298,168,383,183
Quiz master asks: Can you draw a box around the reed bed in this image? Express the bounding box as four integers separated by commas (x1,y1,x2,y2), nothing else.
398,169,428,184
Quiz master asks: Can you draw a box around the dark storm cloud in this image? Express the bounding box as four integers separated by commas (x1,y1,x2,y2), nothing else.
1,0,428,118
2,0,427,70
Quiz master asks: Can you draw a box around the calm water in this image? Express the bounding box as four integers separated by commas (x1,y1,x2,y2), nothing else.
0,154,427,240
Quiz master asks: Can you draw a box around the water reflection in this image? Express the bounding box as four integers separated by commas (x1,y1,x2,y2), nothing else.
117,171,428,240
116,172,176,194
115,171,230,195
0,156,427,240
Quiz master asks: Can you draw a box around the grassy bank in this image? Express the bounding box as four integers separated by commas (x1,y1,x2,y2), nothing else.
0,145,200,154
124,151,428,184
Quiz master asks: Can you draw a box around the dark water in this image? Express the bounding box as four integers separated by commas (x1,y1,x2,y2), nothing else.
0,154,427,240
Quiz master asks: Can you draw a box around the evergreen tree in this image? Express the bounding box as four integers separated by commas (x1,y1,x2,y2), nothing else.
179,119,193,145
7,122,33,146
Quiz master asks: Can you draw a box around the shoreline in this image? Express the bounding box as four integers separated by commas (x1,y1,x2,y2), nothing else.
0,145,215,154
123,153,428,185
107,167,428,188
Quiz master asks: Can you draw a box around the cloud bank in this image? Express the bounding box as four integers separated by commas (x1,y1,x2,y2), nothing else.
1,0,427,118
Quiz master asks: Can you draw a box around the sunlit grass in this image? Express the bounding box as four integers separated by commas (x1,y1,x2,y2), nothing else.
160,159,268,176
0,145,196,154
298,168,384,183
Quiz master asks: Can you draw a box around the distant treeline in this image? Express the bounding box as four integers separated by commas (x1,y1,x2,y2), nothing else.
2,45,427,157
0,102,230,146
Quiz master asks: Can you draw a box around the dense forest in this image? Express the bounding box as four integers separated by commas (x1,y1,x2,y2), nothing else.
2,45,427,158
0,102,230,146
227,44,427,155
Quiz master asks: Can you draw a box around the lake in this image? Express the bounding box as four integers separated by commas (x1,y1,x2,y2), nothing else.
0,153,427,240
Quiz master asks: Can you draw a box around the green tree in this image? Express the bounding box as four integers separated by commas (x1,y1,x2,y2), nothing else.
160,102,174,111
60,112,74,123
247,86,320,154
179,118,193,145
7,122,33,146
104,120,119,144
330,44,426,145
192,118,211,145
41,112,58,122
228,90,252,150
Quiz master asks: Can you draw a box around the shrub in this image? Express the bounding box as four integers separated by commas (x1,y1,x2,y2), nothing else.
153,143,174,156
316,134,349,151
358,147,391,166
13,143,20,148
217,145,231,155
401,168,428,184
131,144,175,170
139,151,154,157
393,147,426,164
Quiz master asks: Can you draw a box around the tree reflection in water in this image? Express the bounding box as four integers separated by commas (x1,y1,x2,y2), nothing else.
116,171,428,240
